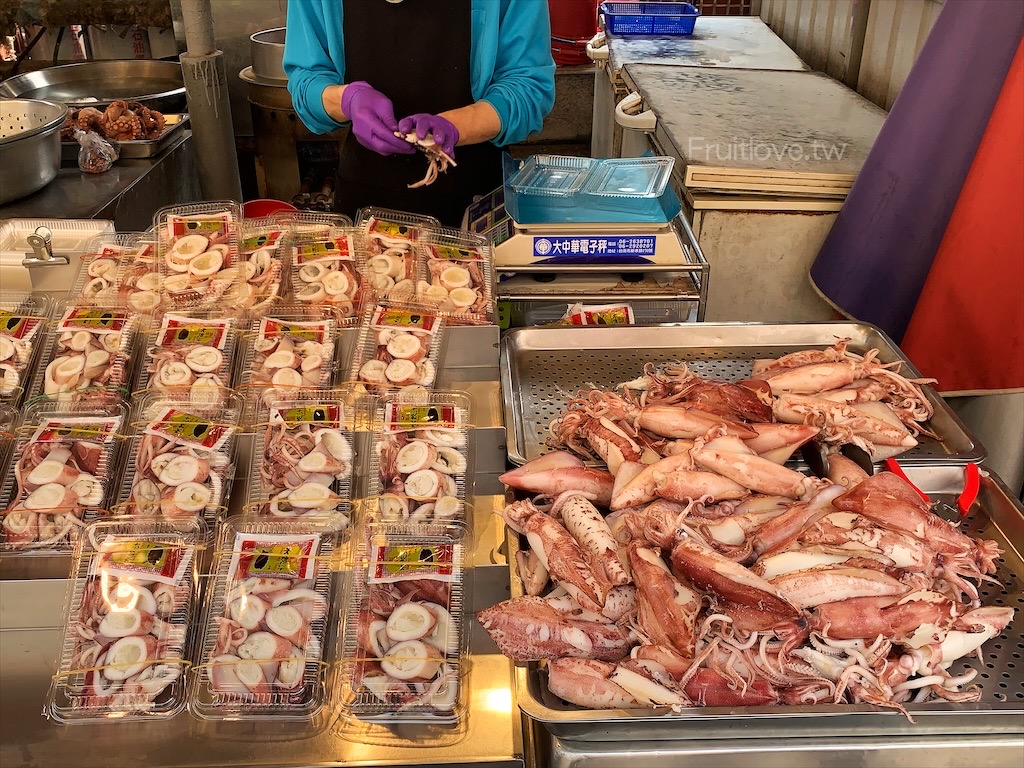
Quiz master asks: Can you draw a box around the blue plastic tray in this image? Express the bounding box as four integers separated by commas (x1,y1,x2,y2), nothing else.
600,2,700,36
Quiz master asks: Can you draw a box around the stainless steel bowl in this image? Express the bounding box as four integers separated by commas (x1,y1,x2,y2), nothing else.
250,28,287,82
0,99,68,205
0,60,186,113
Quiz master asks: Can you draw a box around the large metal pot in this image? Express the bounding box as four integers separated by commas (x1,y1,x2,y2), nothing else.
250,28,287,82
0,99,67,205
0,61,186,113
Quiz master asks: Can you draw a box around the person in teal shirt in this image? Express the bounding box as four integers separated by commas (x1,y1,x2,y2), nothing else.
284,0,556,225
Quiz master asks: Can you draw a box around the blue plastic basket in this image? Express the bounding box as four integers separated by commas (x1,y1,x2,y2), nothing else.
600,2,700,35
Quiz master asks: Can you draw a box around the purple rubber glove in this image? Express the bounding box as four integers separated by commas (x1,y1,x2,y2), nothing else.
341,81,415,156
397,113,460,159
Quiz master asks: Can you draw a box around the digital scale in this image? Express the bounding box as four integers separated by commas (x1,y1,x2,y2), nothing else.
464,184,710,328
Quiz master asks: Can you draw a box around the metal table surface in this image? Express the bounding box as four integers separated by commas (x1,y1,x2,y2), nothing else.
0,132,202,231
608,17,807,73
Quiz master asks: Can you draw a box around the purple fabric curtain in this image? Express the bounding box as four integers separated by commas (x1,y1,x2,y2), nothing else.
809,0,1024,341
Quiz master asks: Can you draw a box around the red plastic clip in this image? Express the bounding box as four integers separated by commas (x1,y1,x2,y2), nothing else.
884,458,931,503
957,463,981,517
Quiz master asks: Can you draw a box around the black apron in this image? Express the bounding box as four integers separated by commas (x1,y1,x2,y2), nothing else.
336,0,502,227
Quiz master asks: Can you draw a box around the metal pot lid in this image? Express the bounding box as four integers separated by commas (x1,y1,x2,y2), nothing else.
0,60,185,107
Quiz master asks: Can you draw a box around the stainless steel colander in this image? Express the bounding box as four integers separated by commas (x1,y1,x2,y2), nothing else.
0,98,68,205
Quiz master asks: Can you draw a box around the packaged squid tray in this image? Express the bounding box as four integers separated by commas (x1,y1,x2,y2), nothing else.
416,228,495,325
188,515,342,721
355,207,438,304
239,306,340,421
245,390,356,530
71,233,144,308
349,305,445,394
0,404,19,488
111,392,242,525
0,292,51,404
365,391,472,529
339,522,468,725
0,401,126,553
28,303,140,405
135,311,240,409
288,227,362,321
45,517,205,723
155,201,245,312
231,217,288,313
275,209,353,235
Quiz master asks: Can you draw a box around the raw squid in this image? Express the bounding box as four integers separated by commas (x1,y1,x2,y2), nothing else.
0,303,45,398
39,307,136,403
416,238,492,321
291,231,359,318
141,314,235,406
247,315,336,407
160,209,241,309
354,308,442,392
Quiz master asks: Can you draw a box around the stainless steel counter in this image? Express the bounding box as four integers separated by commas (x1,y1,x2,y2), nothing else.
0,133,202,231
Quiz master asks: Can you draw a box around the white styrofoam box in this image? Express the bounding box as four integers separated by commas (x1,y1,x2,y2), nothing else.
0,219,114,291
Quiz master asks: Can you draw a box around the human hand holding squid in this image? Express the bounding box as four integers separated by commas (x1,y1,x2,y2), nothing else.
339,81,416,156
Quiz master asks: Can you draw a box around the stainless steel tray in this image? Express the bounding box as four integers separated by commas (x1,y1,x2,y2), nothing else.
500,323,984,465
506,464,1024,741
61,114,189,162
0,60,186,113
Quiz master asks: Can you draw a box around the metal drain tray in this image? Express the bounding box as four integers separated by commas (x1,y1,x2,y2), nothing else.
500,323,984,466
506,464,1024,741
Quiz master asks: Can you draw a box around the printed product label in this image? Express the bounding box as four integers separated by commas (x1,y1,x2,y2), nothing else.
168,212,232,239
59,307,129,333
32,416,120,444
0,312,43,340
230,532,320,581
158,314,230,348
144,407,234,452
431,244,480,262
258,317,329,344
368,543,456,583
367,218,416,239
241,230,284,253
566,303,636,326
271,403,342,429
533,235,656,258
370,308,438,334
295,236,352,262
385,403,457,431
96,536,193,585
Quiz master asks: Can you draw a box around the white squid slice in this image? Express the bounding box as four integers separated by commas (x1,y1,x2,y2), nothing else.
230,594,268,630
264,605,308,645
184,346,223,373
385,603,437,642
404,469,442,500
385,358,418,384
102,635,157,681
396,441,437,474
431,447,466,475
381,640,441,682
386,333,424,361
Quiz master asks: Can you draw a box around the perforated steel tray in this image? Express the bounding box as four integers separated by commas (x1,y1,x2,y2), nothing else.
506,463,1024,741
500,323,984,466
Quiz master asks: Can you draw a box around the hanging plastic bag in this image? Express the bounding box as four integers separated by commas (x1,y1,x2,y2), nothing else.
75,128,119,174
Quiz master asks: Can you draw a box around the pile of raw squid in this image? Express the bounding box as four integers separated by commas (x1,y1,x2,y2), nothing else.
478,344,1013,719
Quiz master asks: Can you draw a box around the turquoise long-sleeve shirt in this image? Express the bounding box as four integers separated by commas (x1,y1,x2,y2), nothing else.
283,0,556,146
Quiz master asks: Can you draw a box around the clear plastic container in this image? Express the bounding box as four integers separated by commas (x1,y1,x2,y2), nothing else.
583,157,673,199
188,515,343,721
276,210,353,236
0,403,18,492
134,311,241,408
238,306,340,422
246,389,356,531
45,516,206,723
27,303,140,406
365,390,472,530
417,228,495,325
507,155,595,198
338,521,469,724
154,201,245,312
234,217,288,314
349,305,446,394
111,391,242,525
69,233,145,307
0,291,52,405
288,227,362,321
0,401,126,553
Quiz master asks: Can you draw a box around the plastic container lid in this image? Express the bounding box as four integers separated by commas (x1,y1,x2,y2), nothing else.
507,155,596,198
583,157,674,199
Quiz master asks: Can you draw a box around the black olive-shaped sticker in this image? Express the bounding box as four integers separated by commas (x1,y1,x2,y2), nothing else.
4,316,20,331
419,547,435,563
177,328,190,341
253,553,269,571
147,547,165,566
426,408,440,423
312,407,327,422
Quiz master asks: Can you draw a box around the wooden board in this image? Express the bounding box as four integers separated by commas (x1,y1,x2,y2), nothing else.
626,66,887,196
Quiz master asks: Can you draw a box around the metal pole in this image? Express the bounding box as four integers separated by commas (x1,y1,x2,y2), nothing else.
178,0,242,200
